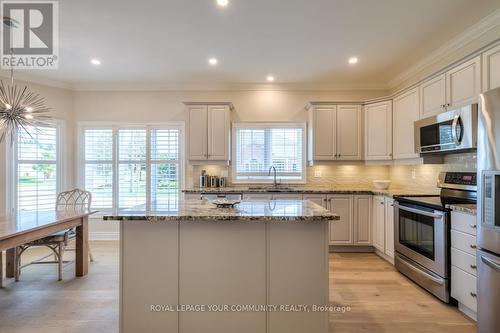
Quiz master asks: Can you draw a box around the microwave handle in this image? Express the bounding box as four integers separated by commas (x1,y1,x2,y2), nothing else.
393,203,445,219
451,114,461,145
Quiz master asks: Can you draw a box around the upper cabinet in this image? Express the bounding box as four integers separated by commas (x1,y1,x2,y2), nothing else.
337,105,362,160
419,56,481,118
482,44,500,91
364,101,392,160
446,56,481,109
308,104,362,162
420,74,446,118
309,105,337,160
393,87,420,159
187,103,232,161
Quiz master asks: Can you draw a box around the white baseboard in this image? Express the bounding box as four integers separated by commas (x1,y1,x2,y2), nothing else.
89,232,119,241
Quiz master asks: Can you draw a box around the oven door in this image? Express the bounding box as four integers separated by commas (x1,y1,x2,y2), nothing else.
394,202,448,277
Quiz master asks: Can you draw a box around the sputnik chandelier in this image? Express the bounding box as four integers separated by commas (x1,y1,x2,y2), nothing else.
0,17,51,143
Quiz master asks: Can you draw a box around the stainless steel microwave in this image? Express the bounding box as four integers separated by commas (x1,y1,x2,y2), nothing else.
414,104,478,155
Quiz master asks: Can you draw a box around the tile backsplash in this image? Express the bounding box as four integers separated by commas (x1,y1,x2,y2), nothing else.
187,152,477,191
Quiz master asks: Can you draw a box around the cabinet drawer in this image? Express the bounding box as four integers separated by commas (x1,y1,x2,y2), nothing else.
451,230,477,256
451,266,477,312
451,211,477,236
451,247,477,276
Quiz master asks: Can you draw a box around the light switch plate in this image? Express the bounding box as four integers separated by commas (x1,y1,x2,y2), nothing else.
314,170,322,178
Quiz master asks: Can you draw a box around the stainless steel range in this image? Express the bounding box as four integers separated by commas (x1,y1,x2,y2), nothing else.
394,172,477,302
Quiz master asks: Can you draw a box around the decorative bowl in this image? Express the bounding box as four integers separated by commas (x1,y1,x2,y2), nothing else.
211,199,240,208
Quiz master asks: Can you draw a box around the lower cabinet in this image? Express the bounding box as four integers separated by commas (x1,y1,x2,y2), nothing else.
384,198,395,258
328,195,354,245
372,196,395,262
323,195,372,246
450,211,477,320
372,196,385,252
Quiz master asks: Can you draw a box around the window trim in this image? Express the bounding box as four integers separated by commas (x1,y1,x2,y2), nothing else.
231,122,307,185
77,121,185,213
7,119,66,213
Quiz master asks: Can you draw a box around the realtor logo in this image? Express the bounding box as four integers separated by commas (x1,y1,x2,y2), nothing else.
1,0,58,69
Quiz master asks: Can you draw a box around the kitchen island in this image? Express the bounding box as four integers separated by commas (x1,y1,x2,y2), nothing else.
104,200,338,333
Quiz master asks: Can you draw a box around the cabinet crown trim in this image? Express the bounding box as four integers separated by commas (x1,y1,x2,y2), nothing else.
184,102,234,110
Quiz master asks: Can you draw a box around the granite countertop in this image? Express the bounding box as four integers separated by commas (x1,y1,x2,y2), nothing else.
446,203,477,215
183,186,438,198
102,200,339,222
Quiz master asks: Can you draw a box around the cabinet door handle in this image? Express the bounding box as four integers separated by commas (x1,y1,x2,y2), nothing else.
470,244,477,249
470,292,477,298
470,264,477,269
470,224,477,229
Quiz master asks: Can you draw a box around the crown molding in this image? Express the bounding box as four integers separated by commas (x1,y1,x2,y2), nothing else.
388,8,500,89
72,81,389,92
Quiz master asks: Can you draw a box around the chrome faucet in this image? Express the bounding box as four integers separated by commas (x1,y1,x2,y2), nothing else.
268,166,278,188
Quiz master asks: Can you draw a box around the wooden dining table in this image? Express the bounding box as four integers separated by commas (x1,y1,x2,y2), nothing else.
0,210,95,287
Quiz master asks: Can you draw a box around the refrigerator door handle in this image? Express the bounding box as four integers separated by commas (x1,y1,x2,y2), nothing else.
481,255,500,272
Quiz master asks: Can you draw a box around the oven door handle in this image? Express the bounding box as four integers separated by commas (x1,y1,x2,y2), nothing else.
394,203,445,219
397,254,445,285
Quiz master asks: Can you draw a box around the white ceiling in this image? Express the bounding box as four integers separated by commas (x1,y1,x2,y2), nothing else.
4,0,500,89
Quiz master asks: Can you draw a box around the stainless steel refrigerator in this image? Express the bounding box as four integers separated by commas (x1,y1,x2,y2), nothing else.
477,86,500,333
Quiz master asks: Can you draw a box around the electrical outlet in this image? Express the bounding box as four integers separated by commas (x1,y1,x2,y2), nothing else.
314,170,322,178
411,168,417,180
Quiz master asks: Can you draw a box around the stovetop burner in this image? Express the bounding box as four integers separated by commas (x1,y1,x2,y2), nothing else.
394,171,477,211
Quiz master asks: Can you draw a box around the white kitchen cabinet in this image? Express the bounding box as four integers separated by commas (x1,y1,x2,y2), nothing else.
309,105,336,160
372,196,385,253
337,105,362,160
384,198,395,259
207,105,231,160
445,56,481,108
450,210,477,320
327,195,353,245
303,194,327,208
308,104,362,161
420,74,446,118
187,103,231,161
354,195,372,245
187,105,208,160
364,101,392,160
393,87,420,159
482,43,500,91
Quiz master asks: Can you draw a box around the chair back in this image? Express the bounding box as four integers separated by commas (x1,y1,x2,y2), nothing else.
56,189,92,212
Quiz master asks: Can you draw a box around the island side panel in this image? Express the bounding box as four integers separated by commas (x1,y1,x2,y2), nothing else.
267,220,329,333
179,220,267,333
121,221,179,333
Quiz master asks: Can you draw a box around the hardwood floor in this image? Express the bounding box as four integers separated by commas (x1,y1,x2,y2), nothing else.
1,242,476,333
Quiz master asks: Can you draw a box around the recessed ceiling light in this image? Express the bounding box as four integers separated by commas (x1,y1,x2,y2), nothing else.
217,0,229,7
24,114,34,119
208,57,218,66
25,106,33,112
90,58,101,65
348,57,358,65
266,75,275,82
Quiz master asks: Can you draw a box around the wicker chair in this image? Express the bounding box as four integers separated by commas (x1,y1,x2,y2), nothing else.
14,189,93,281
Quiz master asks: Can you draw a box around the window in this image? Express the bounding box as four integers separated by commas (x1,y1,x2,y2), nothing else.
81,124,183,212
14,123,61,211
233,123,305,183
